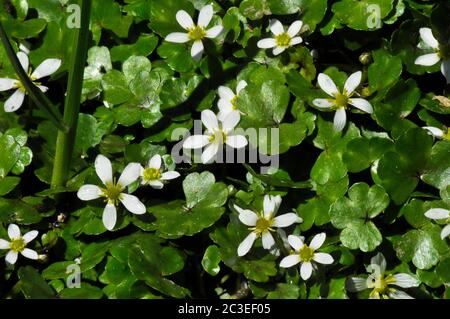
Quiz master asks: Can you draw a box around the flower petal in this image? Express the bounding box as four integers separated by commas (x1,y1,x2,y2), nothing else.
21,248,38,260
226,135,248,149
419,28,439,49
218,98,233,113
118,163,141,187
183,135,210,149
273,213,302,227
287,235,304,251
17,51,29,71
95,154,113,185
344,71,362,95
441,224,450,239
236,80,248,94
290,37,303,46
280,254,301,268
312,98,334,109
236,207,258,226
4,89,25,113
5,250,18,265
349,98,373,114
165,32,190,43
389,290,413,299
77,184,102,201
269,19,284,36
0,78,17,91
370,252,386,274
300,261,313,280
176,10,194,30
8,224,21,240
309,232,326,250
391,273,420,288
257,38,276,49
273,46,286,56
263,195,275,219
206,25,224,38
333,108,347,132
201,109,219,132
218,86,235,101
198,5,213,27
22,230,38,244
317,73,339,96
148,154,162,169
0,239,10,249
161,171,180,180
415,53,440,66
222,110,240,132
190,39,204,59
262,232,275,250
102,203,117,231
201,142,219,164
37,85,49,92
423,126,444,138
120,194,146,215
287,20,303,37
313,252,334,265
237,232,257,257
31,59,61,79
441,59,450,84
346,277,369,292
149,180,164,189
424,208,449,220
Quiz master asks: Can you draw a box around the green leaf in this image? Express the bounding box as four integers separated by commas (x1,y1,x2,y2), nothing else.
111,34,158,62
267,283,300,299
59,283,104,299
343,136,393,173
0,176,20,196
148,0,194,36
422,141,450,190
368,49,402,92
201,245,221,276
18,266,55,299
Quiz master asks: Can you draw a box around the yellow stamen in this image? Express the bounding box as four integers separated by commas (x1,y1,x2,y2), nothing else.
275,32,292,47
188,25,206,41
10,238,26,253
143,167,162,182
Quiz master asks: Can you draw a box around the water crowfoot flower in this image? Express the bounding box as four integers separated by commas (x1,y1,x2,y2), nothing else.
414,28,450,83
183,109,248,164
140,154,180,189
346,253,420,299
0,51,61,112
424,208,450,239
0,224,38,265
165,5,224,60
77,155,146,231
422,126,450,140
312,71,373,132
257,19,303,56
280,233,333,280
217,80,247,121
235,195,302,257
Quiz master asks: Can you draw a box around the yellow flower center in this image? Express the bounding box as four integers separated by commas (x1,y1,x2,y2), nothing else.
10,238,26,253
13,69,40,92
188,25,206,41
143,167,161,182
101,181,124,205
275,32,292,47
299,244,314,262
209,130,226,144
230,96,238,110
368,274,396,299
251,216,274,237
333,92,349,108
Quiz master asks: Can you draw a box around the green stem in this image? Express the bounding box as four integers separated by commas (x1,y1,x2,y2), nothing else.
51,0,92,188
0,22,67,132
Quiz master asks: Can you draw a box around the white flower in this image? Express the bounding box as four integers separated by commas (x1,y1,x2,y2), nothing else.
217,80,247,121
414,28,450,84
425,208,450,240
140,154,180,189
183,109,248,164
77,154,146,231
0,224,38,265
0,51,61,112
235,195,302,257
257,19,303,56
280,233,333,280
346,253,420,299
422,126,450,140
165,5,224,60
312,71,373,132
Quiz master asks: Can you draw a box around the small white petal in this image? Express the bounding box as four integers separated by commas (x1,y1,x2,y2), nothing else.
0,78,17,91
226,135,248,149
441,224,450,239
17,51,29,71
317,73,339,96
161,171,180,180
333,108,347,132
148,154,162,169
273,213,302,228
206,25,224,38
273,46,286,56
346,277,368,292
198,5,213,28
263,195,275,219
309,232,326,250
419,28,439,49
0,239,10,249
344,71,362,95
191,40,204,60
21,248,38,260
201,109,219,132
349,98,373,114
287,20,303,37
5,250,18,264
290,37,302,46
280,254,301,268
313,252,334,265
370,252,387,274
22,231,38,244
312,98,334,109
120,194,146,215
389,290,414,299
222,111,240,132
118,163,141,187
95,155,113,185
176,10,194,30
102,203,117,231
236,80,248,94
269,19,284,36
271,195,282,215
4,89,25,113
149,180,164,189
262,232,275,250
237,232,257,257
236,208,258,226
391,274,420,288
287,235,304,251
423,126,444,138
183,135,210,149
300,262,313,280
201,142,219,164
218,86,235,101
415,53,440,66
441,59,450,84
31,59,61,79
77,184,102,201
37,85,49,92
8,224,21,240
165,32,190,43
218,98,234,113
425,208,449,220
257,38,277,49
